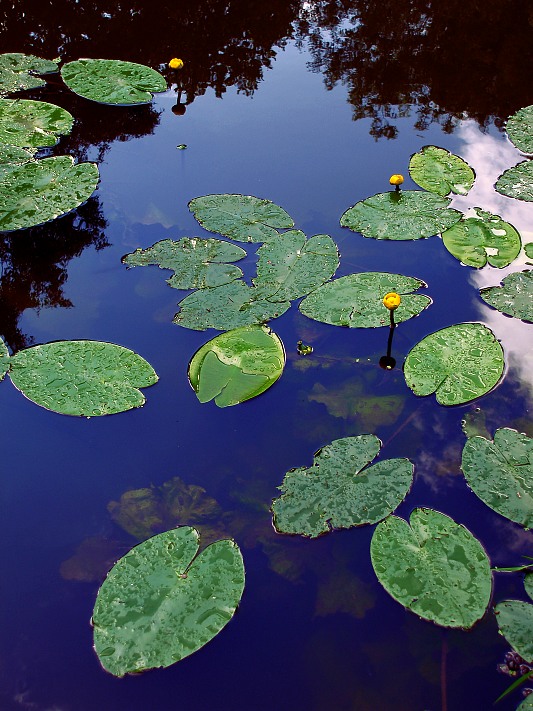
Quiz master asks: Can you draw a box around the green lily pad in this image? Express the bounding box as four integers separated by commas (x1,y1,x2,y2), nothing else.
271,434,414,538
0,144,35,179
409,145,475,196
518,695,533,710
496,161,533,202
442,208,521,268
0,98,74,148
0,336,9,381
370,508,492,628
526,574,533,601
0,155,99,232
525,243,533,260
8,340,158,416
461,428,533,528
480,270,533,323
189,194,294,243
92,527,245,676
299,272,431,328
174,281,290,331
253,230,339,301
0,53,58,97
340,190,462,240
403,323,504,406
494,600,533,662
61,59,166,105
188,325,285,407
123,237,246,290
506,105,533,155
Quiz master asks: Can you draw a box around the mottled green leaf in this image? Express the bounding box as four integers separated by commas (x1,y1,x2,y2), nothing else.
518,694,533,710
0,336,9,381
8,340,158,416
188,325,285,407
409,145,475,196
442,208,521,268
495,600,533,662
0,98,73,148
340,190,462,240
61,59,166,105
404,323,504,406
189,194,294,243
526,574,533,602
506,105,533,155
0,144,35,179
93,527,245,676
123,237,246,289
253,230,339,301
371,508,492,628
461,428,533,528
496,162,533,202
525,243,533,260
0,53,58,97
299,272,431,327
480,270,533,323
0,156,99,232
174,281,290,331
271,435,414,538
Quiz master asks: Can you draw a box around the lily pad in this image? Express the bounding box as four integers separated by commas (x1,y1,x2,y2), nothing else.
461,428,533,528
480,270,533,323
525,243,533,260
506,105,533,155
92,527,245,676
253,230,339,301
299,272,431,328
0,98,74,148
189,194,294,243
442,208,521,268
271,434,414,538
496,161,533,202
0,53,58,97
494,600,533,662
188,325,285,407
403,323,504,406
123,237,246,290
518,695,533,710
174,281,290,331
0,156,99,232
0,144,35,178
340,190,462,240
8,340,158,416
409,145,475,196
0,336,9,381
61,59,166,105
370,508,492,628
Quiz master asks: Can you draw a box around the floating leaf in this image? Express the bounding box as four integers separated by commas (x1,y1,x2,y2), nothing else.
0,144,35,178
409,145,475,196
0,156,99,232
123,237,246,290
442,208,521,268
496,162,533,202
506,105,533,155
461,428,533,528
495,600,533,662
299,272,431,327
8,340,158,416
253,230,339,301
403,323,504,406
0,336,9,381
189,194,294,243
518,695,533,710
92,527,245,676
61,59,166,105
0,98,73,148
480,270,533,323
525,243,533,260
0,53,58,97
188,325,285,407
271,434,414,538
370,508,492,628
174,281,290,331
340,190,462,240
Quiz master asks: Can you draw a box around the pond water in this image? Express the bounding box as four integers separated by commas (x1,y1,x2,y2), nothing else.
1,2,532,709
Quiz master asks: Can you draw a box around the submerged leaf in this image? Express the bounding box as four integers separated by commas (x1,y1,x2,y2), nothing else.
0,98,73,148
494,600,533,662
188,325,285,407
496,161,533,202
0,53,58,96
93,527,245,676
370,508,492,628
8,340,158,416
506,105,533,155
479,270,533,323
409,145,475,196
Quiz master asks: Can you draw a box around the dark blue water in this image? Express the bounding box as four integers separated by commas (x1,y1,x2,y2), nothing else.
1,3,532,709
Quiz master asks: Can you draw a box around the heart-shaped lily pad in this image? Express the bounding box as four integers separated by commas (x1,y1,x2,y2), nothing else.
92,527,245,676
506,105,533,155
299,272,431,327
188,325,285,407
340,190,462,240
271,434,413,538
371,508,492,628
480,270,533,323
8,340,158,416
0,144,35,179
0,53,58,97
403,323,505,405
409,145,475,196
61,59,167,105
495,161,533,202
0,98,74,148
494,600,533,662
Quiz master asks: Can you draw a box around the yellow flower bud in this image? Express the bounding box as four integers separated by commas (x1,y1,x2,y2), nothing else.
389,174,404,186
169,58,184,70
383,292,401,310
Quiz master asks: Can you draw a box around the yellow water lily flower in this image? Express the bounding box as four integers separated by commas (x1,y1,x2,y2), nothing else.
389,174,404,186
169,58,184,70
383,292,401,310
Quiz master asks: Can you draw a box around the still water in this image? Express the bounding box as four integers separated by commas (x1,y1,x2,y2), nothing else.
1,2,532,709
